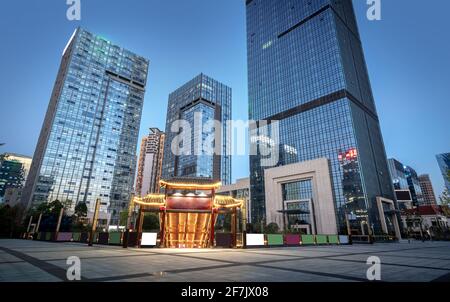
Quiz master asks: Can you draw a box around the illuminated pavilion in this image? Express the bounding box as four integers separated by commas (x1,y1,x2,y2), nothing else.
129,178,246,248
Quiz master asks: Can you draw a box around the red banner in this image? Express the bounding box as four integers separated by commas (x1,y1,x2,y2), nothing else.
166,197,212,211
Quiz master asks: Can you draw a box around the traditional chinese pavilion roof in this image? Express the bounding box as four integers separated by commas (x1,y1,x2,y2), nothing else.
214,195,244,208
160,177,222,190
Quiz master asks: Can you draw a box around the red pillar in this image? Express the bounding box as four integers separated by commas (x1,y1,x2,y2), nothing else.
159,207,166,248
210,210,216,248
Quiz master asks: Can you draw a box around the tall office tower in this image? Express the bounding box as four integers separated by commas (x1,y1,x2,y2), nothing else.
418,174,437,205
161,74,232,185
388,158,424,206
436,153,450,192
0,153,32,203
246,0,396,235
136,128,165,196
404,165,424,206
21,28,149,225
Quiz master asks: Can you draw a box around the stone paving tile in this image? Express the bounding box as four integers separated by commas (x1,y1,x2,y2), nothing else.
1,239,450,282
329,254,450,270
0,262,60,282
261,258,368,281
46,254,227,280
174,251,293,264
0,251,22,263
173,265,350,282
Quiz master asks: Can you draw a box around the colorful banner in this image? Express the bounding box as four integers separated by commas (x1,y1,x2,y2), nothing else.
246,234,265,246
267,234,284,246
141,233,157,246
284,234,300,246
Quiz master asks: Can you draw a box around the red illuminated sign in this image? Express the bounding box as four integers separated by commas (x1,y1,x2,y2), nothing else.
166,197,212,211
339,148,358,162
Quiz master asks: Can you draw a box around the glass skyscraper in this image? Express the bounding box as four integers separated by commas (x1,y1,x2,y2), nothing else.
21,28,149,225
388,158,424,206
161,74,232,185
246,0,396,235
436,153,450,192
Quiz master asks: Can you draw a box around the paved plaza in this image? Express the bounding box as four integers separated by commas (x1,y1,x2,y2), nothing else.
0,239,449,282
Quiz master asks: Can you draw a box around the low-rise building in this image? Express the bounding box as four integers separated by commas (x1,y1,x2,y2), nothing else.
0,153,32,204
217,178,251,224
401,205,449,237
3,187,23,208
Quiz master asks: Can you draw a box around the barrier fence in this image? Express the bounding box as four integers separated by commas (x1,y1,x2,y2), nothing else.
26,231,350,248
246,234,351,247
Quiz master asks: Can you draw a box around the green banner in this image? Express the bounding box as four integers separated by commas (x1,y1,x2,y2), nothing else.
301,235,315,245
316,235,328,244
72,232,81,242
328,235,339,244
267,234,284,245
109,232,122,245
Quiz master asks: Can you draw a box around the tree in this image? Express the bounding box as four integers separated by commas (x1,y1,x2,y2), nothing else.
264,222,280,234
32,200,60,215
74,202,88,218
35,202,51,215
25,200,69,232
142,213,160,231
119,211,129,227
73,202,88,224
72,204,89,233
0,204,26,238
247,221,264,234
440,189,450,206
44,200,65,215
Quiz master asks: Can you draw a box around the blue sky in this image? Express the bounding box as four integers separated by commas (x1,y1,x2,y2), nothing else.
0,0,449,198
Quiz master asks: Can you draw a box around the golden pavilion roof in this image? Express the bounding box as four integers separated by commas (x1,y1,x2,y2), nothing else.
160,177,222,190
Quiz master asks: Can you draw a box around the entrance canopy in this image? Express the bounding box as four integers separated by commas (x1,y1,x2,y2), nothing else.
131,178,244,248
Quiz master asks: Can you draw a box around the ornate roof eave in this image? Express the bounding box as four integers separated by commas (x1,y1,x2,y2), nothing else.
160,178,222,190
133,194,165,208
214,195,244,209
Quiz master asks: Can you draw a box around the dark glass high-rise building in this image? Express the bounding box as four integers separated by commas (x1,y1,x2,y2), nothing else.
436,153,450,192
388,158,424,206
21,28,149,225
246,0,396,235
161,74,232,185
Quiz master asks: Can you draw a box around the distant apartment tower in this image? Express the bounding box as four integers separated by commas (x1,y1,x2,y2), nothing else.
0,153,32,203
388,158,424,207
136,128,165,196
21,28,149,225
418,174,437,205
436,153,450,192
161,74,232,184
246,0,396,235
